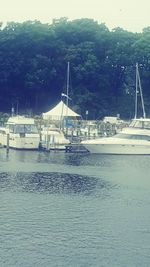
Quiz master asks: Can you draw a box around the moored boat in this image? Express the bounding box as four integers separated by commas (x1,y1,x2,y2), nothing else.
40,126,70,150
0,116,40,149
82,118,150,154
82,63,150,155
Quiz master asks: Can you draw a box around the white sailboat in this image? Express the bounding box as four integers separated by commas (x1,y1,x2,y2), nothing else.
82,63,150,154
0,115,40,149
41,62,72,150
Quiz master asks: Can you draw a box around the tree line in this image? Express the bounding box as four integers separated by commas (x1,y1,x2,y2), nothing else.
0,18,150,119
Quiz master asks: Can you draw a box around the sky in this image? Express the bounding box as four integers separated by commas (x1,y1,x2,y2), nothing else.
0,0,150,32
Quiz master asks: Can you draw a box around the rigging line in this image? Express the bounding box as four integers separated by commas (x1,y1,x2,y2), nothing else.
135,63,138,119
137,64,146,118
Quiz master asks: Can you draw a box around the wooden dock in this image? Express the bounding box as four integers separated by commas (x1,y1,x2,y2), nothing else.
65,143,89,153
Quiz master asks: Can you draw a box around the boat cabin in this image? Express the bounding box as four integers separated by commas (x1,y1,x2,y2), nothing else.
5,116,38,134
130,118,150,129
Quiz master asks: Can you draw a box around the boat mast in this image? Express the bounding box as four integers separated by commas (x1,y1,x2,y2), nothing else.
134,63,138,119
60,62,70,130
135,63,146,119
66,61,70,117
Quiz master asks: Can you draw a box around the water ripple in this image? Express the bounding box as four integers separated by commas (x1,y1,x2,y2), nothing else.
0,172,115,197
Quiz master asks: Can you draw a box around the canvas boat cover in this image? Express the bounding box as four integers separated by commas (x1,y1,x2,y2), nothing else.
43,100,81,120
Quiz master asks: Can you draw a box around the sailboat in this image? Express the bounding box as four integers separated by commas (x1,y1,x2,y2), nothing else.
41,62,76,150
82,63,150,154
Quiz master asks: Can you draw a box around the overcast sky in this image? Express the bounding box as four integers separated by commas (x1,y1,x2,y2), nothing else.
0,0,149,32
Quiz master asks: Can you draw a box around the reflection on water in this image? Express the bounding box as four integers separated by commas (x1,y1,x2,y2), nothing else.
1,148,150,168
0,149,85,165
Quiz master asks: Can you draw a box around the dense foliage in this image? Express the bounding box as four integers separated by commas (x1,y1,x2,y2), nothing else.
0,18,150,119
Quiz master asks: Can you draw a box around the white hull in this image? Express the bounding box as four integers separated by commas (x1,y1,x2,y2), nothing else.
40,127,70,151
82,123,150,155
82,65,150,155
40,141,67,151
84,143,150,155
0,116,40,150
0,133,40,149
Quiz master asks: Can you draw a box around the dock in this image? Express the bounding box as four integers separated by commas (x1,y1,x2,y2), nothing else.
65,143,89,153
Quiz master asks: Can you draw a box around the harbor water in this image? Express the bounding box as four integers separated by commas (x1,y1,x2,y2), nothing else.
0,148,150,266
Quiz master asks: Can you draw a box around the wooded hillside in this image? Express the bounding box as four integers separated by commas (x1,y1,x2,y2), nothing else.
0,18,150,119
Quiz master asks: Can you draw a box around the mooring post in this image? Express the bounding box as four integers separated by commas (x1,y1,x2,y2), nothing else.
46,133,50,151
6,133,9,150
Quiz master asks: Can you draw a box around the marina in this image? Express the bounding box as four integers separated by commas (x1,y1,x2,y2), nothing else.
0,116,126,152
0,4,149,267
0,62,149,267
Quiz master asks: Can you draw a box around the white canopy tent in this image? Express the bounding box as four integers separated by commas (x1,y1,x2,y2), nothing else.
43,100,81,120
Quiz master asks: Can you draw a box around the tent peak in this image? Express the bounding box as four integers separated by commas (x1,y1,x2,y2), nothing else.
43,100,81,120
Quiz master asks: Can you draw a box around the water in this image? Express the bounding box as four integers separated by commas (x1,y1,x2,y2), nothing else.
0,149,150,266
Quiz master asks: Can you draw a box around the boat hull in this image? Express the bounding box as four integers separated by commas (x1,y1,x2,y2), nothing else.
0,116,40,150
0,133,40,150
83,143,150,155
40,127,70,151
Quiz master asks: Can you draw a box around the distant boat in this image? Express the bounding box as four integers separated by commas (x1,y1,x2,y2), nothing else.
103,116,124,125
0,116,40,149
82,64,150,154
40,125,70,151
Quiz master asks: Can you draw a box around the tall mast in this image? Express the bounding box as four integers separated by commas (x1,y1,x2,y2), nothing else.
135,63,146,119
134,63,138,119
66,61,70,116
